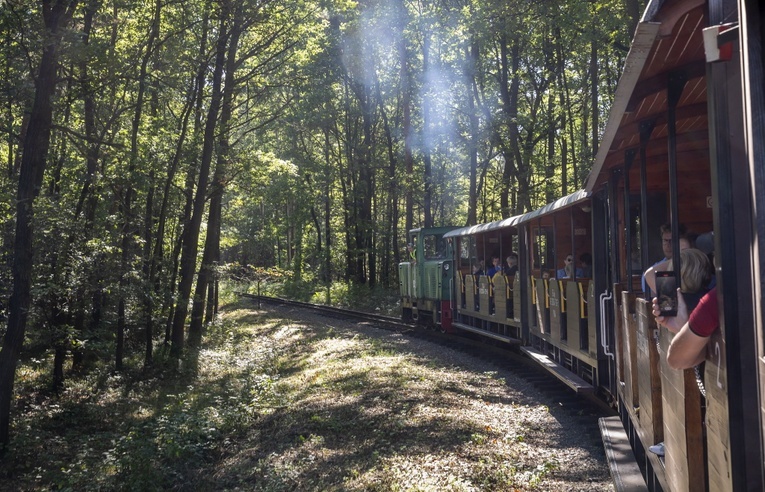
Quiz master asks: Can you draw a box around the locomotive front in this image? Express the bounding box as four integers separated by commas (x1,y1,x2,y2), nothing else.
399,227,458,331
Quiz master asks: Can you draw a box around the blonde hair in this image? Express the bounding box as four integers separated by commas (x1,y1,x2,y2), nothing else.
667,248,712,293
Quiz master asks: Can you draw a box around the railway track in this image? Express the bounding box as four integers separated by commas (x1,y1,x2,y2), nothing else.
238,292,617,423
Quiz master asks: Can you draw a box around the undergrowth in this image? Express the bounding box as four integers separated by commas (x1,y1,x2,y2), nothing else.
0,287,610,491
222,262,400,316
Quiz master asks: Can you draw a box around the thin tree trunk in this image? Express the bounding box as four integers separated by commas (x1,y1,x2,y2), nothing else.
72,0,101,371
396,0,414,235
499,35,531,213
465,39,480,224
140,0,162,367
422,30,433,228
189,5,241,345
323,129,332,285
170,5,228,357
590,36,599,161
116,0,161,370
0,0,79,448
375,76,396,287
161,13,209,347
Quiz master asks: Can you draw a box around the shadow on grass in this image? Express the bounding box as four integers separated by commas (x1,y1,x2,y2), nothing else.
0,299,608,491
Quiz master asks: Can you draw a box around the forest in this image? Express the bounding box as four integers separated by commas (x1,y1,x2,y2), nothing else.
0,0,643,448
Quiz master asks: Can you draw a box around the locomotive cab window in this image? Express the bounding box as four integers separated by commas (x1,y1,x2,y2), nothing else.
423,234,446,260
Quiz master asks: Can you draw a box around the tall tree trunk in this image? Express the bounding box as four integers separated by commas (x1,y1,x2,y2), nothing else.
189,4,241,345
376,76,397,287
465,39,480,224
142,170,155,366
545,84,556,203
557,30,577,190
116,0,161,370
139,0,162,368
72,0,102,372
47,76,74,392
0,0,79,448
395,0,414,235
421,30,433,228
323,129,332,285
498,35,531,213
161,12,209,347
170,5,228,357
360,88,374,286
590,34,599,162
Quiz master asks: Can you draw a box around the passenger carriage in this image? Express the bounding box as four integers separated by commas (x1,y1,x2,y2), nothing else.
584,0,765,490
442,216,526,344
517,191,604,395
401,0,765,489
439,191,606,394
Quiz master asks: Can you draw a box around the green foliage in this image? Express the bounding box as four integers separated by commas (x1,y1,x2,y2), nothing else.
309,281,400,316
0,0,638,454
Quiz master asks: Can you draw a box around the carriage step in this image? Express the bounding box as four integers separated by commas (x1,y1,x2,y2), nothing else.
599,416,648,491
519,346,594,393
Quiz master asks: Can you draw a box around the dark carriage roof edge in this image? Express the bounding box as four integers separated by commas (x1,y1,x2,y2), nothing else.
443,215,525,238
516,189,591,224
407,226,461,235
584,20,662,192
443,190,590,239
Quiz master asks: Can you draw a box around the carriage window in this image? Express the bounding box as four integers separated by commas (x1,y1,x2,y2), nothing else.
460,238,470,259
629,203,642,274
423,234,446,259
459,237,471,269
511,235,519,254
534,228,553,269
629,192,667,275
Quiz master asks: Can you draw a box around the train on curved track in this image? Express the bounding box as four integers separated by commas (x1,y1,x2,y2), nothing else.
399,1,765,490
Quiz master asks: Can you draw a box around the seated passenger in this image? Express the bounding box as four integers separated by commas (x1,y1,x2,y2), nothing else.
556,254,584,279
471,262,484,277
645,248,712,311
504,253,519,276
647,248,713,458
642,222,688,295
487,256,502,278
579,253,593,277
653,288,718,369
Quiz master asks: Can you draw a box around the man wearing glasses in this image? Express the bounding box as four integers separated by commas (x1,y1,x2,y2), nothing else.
642,222,689,295
556,254,583,279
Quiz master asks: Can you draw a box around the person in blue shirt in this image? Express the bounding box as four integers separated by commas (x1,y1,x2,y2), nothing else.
642,223,688,294
556,254,584,279
486,256,502,277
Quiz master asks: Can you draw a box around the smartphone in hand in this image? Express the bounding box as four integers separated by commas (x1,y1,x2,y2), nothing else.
655,271,678,317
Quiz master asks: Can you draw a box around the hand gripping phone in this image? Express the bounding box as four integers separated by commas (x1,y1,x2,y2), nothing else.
655,270,678,317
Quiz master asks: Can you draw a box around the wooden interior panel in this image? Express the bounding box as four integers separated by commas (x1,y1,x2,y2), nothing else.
587,281,598,358
621,291,640,409
549,280,562,342
478,277,491,317
659,328,706,492
565,281,582,351
493,275,507,320
465,275,476,312
636,299,663,447
705,329,732,492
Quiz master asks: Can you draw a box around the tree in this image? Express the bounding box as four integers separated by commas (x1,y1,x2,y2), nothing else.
0,0,79,449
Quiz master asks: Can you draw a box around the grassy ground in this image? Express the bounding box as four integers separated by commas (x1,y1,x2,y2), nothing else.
0,298,611,491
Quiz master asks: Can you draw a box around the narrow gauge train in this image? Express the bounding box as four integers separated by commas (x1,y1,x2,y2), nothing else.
399,0,765,490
